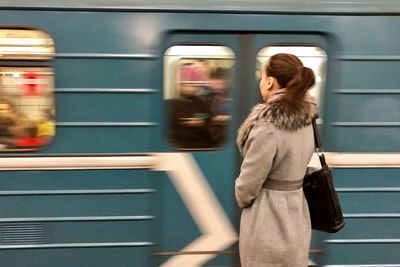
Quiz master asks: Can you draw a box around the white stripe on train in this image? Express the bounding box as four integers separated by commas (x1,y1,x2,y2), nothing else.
0,153,399,170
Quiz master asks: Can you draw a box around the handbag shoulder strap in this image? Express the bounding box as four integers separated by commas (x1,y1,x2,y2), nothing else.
312,119,322,149
312,119,328,167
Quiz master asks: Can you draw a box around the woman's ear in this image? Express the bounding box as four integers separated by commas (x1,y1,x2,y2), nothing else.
266,77,274,91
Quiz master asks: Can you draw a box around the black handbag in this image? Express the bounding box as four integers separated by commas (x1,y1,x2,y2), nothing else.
303,120,345,233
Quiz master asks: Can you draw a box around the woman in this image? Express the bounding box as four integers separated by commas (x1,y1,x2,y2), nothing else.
235,53,318,267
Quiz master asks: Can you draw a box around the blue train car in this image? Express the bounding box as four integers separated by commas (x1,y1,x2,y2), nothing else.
0,1,399,266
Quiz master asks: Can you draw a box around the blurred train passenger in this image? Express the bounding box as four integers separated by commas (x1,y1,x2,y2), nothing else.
235,53,317,267
208,67,232,146
168,63,215,149
0,99,51,149
0,99,17,149
11,114,42,148
192,59,210,98
37,108,56,142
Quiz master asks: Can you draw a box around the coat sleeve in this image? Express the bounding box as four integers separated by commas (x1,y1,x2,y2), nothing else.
235,123,277,208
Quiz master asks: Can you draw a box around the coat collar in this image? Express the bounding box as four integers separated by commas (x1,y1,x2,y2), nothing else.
236,100,317,155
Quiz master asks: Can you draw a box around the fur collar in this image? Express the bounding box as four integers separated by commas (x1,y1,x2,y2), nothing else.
236,100,317,155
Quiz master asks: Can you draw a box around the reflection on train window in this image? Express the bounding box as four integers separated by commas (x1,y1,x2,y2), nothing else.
0,29,55,151
164,46,234,150
257,46,327,112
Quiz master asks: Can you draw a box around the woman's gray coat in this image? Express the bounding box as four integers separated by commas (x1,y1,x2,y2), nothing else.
235,100,317,267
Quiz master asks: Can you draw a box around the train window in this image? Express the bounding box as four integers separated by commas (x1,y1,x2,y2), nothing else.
0,29,55,151
164,45,234,150
257,46,327,112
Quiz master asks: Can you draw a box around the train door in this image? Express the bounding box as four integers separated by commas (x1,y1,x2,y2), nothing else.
154,33,241,267
155,32,330,266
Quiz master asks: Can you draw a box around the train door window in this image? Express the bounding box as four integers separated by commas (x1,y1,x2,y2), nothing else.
257,46,327,118
0,29,55,151
164,45,235,150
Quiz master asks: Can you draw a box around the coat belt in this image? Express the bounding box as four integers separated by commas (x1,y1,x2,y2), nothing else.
262,178,303,191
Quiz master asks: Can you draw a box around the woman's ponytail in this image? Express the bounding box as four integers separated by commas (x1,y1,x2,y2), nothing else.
265,53,316,108
282,66,315,108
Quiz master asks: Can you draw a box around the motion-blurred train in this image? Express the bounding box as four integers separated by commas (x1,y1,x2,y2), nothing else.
0,1,399,266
